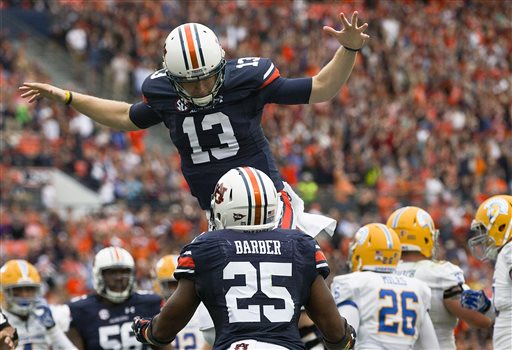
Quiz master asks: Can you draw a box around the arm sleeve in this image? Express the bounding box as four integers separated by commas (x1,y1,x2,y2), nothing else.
417,313,440,350
338,304,360,333
46,325,78,350
129,101,162,129
263,77,312,104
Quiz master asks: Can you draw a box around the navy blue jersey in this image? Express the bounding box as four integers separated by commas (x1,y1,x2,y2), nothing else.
130,58,312,209
68,292,163,350
174,228,329,350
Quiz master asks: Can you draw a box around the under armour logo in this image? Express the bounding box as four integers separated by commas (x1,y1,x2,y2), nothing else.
234,343,249,350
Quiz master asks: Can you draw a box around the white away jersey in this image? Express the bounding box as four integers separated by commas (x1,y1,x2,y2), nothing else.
331,271,431,350
395,260,464,350
3,309,75,349
493,241,512,349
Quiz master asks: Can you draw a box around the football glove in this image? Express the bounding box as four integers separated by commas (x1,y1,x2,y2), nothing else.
323,322,356,350
33,299,56,329
461,289,491,313
132,316,173,347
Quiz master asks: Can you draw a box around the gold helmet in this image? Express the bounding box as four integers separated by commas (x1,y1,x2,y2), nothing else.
349,223,401,272
386,206,438,258
469,195,512,260
0,259,41,316
155,255,178,299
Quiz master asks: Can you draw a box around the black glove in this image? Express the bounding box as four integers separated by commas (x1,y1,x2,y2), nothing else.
323,322,356,350
132,316,173,347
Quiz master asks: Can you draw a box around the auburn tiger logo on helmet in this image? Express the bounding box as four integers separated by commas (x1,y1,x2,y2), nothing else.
210,167,280,232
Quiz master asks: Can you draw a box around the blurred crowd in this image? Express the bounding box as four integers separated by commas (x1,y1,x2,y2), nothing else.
1,0,511,347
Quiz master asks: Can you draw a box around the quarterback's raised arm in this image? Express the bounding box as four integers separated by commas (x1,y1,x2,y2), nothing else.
309,11,369,103
19,82,139,131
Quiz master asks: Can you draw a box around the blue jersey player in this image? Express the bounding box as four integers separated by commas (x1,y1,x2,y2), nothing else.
66,247,169,350
20,12,369,236
131,167,356,350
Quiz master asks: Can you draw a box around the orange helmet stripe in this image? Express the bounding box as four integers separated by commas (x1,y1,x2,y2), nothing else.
243,167,262,225
184,23,199,69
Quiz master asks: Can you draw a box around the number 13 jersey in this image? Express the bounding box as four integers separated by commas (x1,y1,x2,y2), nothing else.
331,271,431,350
130,58,312,209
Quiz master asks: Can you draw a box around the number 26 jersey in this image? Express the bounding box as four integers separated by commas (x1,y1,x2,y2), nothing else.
331,271,431,350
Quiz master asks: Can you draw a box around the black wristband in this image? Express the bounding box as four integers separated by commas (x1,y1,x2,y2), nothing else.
147,317,174,347
343,46,361,52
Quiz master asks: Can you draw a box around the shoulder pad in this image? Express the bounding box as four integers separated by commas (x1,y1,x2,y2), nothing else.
415,260,465,289
225,57,280,90
69,294,88,304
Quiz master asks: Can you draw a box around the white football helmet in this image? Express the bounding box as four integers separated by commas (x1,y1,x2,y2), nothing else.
92,247,135,303
211,167,280,232
163,23,226,107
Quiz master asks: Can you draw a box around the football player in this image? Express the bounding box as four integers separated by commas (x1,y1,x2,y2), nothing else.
155,255,212,350
19,11,369,237
331,223,439,350
66,247,170,350
387,206,492,349
0,259,76,349
132,167,356,350
461,195,512,350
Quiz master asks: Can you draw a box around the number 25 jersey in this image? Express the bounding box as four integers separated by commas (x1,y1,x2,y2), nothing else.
174,228,329,350
331,271,431,350
130,58,312,209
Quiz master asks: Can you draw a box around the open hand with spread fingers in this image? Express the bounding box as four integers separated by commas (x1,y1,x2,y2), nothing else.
323,11,370,52
19,82,68,104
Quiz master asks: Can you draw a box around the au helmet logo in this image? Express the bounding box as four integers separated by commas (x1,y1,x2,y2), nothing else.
214,183,228,204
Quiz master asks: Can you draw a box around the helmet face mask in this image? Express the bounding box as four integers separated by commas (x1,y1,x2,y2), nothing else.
211,167,280,232
163,23,226,107
93,247,135,303
0,260,42,316
469,195,512,261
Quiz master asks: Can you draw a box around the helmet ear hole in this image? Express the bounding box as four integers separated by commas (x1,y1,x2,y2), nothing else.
498,224,506,232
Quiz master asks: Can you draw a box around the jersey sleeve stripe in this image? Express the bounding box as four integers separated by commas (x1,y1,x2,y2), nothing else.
263,63,275,80
260,67,280,89
177,256,196,269
278,190,294,229
315,250,327,264
337,300,358,309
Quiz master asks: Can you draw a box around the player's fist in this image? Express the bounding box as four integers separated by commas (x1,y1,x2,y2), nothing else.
132,316,174,347
132,316,152,345
33,300,56,329
342,323,357,350
461,289,491,313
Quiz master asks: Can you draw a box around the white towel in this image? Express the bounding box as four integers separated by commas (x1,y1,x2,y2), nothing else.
282,182,337,238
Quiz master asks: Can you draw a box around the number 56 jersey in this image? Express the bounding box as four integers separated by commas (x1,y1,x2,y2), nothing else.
331,271,431,350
